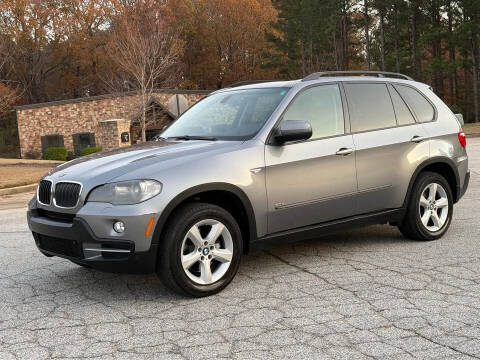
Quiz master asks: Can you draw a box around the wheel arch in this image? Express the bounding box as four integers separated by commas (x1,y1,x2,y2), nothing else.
403,157,460,207
151,183,257,254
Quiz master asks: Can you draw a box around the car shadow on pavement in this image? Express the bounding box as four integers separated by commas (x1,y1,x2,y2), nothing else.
54,224,407,300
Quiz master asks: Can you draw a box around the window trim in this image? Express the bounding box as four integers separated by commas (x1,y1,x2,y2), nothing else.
386,84,417,126
343,81,400,133
391,83,437,124
341,81,438,136
266,82,351,146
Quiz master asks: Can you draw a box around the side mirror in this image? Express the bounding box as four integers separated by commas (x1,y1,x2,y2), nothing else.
455,113,464,126
273,120,312,144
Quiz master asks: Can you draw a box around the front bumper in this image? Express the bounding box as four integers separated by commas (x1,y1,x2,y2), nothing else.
27,207,158,274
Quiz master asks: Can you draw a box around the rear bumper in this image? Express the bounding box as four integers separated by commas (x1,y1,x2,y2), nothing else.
27,208,158,274
457,170,470,202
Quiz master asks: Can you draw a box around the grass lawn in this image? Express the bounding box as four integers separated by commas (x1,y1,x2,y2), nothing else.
463,122,480,137
0,164,56,189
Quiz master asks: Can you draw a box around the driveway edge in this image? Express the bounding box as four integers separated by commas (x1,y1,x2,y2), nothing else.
0,183,37,195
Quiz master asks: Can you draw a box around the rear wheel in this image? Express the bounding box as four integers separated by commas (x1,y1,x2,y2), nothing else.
399,172,453,241
157,202,242,297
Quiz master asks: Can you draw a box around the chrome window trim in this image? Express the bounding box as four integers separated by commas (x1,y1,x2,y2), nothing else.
37,179,53,206
53,181,83,209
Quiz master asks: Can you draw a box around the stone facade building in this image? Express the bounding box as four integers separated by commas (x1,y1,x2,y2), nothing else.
15,89,209,158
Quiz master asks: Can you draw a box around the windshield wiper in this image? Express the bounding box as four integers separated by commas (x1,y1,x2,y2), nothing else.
169,135,218,141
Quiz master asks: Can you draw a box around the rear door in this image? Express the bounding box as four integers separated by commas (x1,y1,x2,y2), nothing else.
344,82,430,213
265,83,358,233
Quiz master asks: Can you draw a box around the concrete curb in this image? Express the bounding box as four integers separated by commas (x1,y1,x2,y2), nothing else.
0,184,37,196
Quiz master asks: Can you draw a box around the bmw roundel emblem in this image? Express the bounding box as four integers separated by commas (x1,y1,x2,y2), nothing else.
203,248,209,255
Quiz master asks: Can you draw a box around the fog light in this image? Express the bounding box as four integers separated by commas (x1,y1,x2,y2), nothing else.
113,221,125,233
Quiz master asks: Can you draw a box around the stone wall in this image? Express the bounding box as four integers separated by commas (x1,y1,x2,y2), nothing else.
16,90,208,158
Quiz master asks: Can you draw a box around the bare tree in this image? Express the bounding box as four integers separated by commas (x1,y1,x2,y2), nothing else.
107,1,182,142
0,37,19,115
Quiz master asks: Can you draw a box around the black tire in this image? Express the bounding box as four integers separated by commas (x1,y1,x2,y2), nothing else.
399,171,453,241
156,202,243,297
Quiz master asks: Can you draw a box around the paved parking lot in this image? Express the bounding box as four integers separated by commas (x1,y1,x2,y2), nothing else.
1,139,480,360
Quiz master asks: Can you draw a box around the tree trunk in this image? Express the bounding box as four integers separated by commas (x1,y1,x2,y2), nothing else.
343,1,349,70
472,34,479,123
411,3,419,78
300,40,306,77
447,1,456,104
380,7,386,71
364,0,371,70
394,4,400,73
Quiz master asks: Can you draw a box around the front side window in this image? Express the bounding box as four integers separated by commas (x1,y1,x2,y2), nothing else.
345,83,397,132
394,84,435,123
282,84,345,139
162,88,289,140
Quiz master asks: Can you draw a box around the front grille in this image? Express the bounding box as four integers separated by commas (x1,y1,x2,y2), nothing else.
54,182,81,208
37,180,52,205
36,209,75,223
35,233,83,258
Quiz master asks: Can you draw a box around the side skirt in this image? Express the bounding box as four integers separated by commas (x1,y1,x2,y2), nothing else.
251,208,405,250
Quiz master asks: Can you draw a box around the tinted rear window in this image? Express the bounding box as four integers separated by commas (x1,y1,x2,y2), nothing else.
388,85,416,125
394,85,435,123
344,83,396,132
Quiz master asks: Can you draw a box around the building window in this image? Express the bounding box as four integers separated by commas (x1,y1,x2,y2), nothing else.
73,132,95,155
41,134,64,155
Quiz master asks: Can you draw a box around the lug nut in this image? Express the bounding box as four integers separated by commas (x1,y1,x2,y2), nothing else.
204,241,208,246
201,256,205,260
210,246,214,250
208,255,212,259
198,248,201,252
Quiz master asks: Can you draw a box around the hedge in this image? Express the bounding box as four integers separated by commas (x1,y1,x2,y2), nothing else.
43,147,67,161
81,146,103,156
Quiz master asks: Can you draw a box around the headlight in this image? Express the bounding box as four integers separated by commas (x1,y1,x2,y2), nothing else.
87,180,162,205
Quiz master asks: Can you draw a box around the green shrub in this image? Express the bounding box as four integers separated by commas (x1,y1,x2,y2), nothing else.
80,146,103,156
43,147,67,161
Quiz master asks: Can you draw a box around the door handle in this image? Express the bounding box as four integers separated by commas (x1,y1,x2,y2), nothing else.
411,135,428,143
336,147,354,156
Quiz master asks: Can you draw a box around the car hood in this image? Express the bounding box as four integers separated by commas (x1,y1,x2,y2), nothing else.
45,140,241,187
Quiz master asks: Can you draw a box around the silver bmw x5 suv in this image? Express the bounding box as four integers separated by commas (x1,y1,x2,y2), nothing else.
28,71,470,297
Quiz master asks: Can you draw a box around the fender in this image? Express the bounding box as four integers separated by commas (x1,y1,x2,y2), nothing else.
151,182,257,246
403,156,460,207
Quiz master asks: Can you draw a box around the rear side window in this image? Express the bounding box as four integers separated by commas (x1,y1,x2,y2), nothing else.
388,85,416,125
282,84,345,139
394,84,435,123
344,83,396,132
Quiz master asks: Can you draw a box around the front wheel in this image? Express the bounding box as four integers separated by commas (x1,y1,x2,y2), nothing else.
399,171,453,241
157,202,242,297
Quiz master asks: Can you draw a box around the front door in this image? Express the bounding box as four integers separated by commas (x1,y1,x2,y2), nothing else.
265,84,358,234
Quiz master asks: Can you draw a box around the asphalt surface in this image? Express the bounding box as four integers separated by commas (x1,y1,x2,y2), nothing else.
1,139,479,360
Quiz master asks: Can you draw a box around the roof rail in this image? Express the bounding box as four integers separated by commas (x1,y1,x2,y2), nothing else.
302,71,413,82
227,80,275,88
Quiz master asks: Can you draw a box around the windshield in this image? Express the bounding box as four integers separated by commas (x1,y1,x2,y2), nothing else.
161,87,290,140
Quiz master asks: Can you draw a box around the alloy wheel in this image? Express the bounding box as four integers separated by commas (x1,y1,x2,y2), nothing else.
180,219,234,285
418,182,449,232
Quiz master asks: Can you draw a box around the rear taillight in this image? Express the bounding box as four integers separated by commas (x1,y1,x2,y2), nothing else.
458,129,466,148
